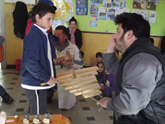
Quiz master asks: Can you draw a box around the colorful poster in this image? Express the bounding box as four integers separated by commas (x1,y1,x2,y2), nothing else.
90,3,99,15
133,0,156,10
98,7,107,20
52,0,73,30
76,0,88,15
53,0,73,21
89,14,98,27
103,0,127,9
106,9,115,20
91,0,103,4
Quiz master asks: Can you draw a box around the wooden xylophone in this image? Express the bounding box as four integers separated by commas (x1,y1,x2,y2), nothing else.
5,114,71,124
56,66,102,99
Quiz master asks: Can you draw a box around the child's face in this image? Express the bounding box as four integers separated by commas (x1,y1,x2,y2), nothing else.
98,63,104,73
96,56,103,62
70,21,77,30
35,12,54,30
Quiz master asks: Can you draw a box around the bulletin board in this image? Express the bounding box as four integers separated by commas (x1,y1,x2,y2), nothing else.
73,0,165,36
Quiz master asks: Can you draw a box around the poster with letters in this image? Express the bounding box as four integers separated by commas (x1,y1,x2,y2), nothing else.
76,0,88,15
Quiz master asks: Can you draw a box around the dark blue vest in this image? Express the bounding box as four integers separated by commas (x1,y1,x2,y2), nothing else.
115,38,165,124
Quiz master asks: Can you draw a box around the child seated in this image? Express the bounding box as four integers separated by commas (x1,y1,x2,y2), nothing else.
99,69,116,97
95,62,105,82
93,52,103,66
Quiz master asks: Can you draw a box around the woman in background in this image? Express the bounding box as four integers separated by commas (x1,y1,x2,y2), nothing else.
67,17,84,57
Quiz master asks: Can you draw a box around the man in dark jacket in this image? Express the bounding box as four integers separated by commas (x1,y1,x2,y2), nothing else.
97,13,165,124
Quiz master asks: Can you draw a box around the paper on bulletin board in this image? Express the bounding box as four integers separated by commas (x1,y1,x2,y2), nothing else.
89,14,98,27
98,7,107,20
103,0,127,9
76,0,88,15
106,9,115,20
98,7,115,20
132,9,148,20
149,11,156,23
91,0,103,4
115,9,123,17
90,3,99,15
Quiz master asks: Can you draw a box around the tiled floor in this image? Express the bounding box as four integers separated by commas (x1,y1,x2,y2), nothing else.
0,69,113,124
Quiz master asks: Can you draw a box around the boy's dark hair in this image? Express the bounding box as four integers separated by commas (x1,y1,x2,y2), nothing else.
96,52,103,58
31,2,55,23
38,0,57,11
69,17,77,25
114,13,150,38
150,38,154,44
55,25,67,35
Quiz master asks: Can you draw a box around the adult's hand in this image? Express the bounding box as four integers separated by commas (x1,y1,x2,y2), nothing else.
60,59,67,66
106,34,116,53
97,97,111,108
47,77,58,86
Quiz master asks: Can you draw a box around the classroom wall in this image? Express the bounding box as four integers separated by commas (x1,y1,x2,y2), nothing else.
74,0,165,36
81,33,162,66
5,4,33,65
4,3,163,66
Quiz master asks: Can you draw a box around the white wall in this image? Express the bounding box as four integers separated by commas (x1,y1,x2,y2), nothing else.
5,0,35,5
0,0,6,68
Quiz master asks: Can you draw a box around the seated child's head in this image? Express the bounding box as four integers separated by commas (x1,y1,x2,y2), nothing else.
97,62,105,73
30,2,55,30
96,52,103,62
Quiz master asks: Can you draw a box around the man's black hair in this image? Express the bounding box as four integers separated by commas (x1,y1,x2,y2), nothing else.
114,13,150,38
55,25,67,35
96,52,103,58
31,2,55,23
69,17,77,25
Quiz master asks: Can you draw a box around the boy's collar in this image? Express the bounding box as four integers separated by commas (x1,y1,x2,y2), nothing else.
34,24,47,34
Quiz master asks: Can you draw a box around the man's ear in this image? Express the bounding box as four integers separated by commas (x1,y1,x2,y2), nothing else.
126,30,133,40
35,14,40,22
64,34,68,40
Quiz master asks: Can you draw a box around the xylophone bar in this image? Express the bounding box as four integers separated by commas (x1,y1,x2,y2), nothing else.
70,83,101,93
71,85,101,96
60,75,96,86
82,90,102,98
64,78,98,90
56,66,98,77
57,71,97,82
